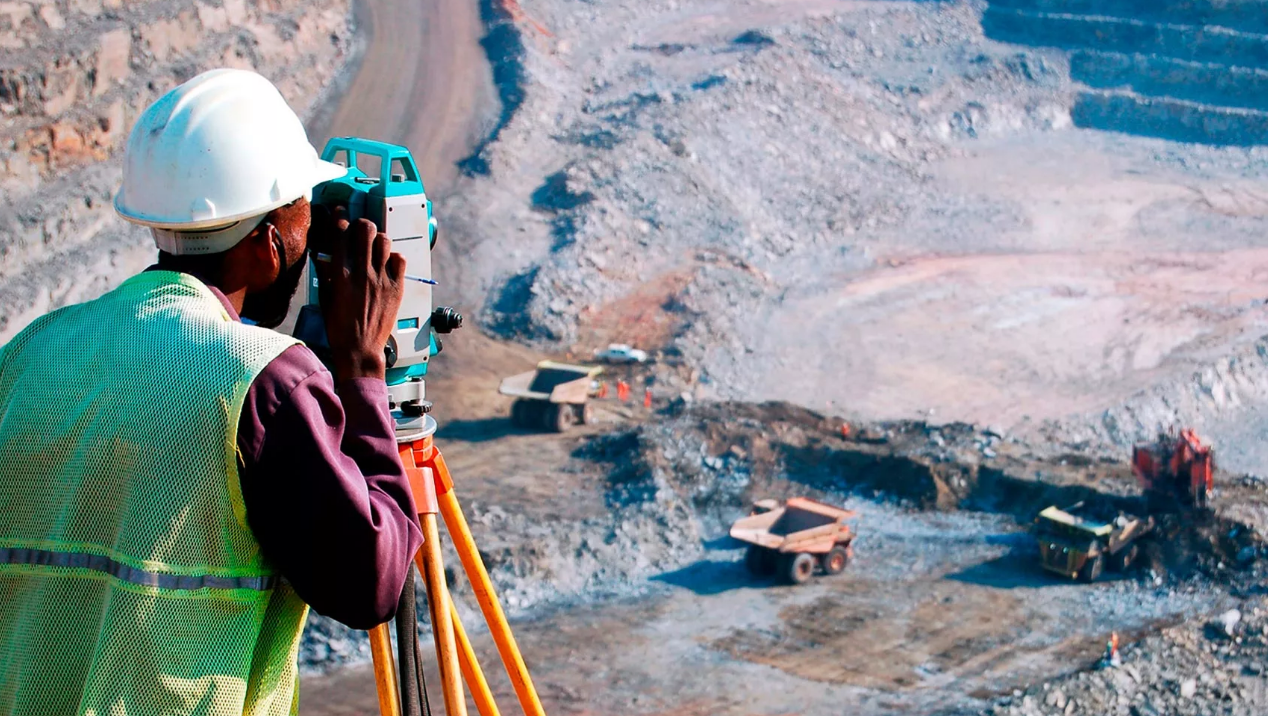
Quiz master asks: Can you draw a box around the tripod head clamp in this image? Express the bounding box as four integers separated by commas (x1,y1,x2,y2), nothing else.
394,412,438,445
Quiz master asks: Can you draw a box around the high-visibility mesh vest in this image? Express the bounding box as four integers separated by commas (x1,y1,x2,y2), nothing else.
0,271,308,716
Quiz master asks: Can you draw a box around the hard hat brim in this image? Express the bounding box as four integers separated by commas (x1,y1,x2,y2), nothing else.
313,157,348,185
116,155,350,231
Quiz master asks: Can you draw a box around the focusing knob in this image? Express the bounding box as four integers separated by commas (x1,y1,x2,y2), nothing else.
431,307,463,334
401,400,432,417
384,336,398,368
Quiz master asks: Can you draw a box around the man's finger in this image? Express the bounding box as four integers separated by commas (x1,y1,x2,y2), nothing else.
331,213,351,270
385,252,407,284
330,207,351,242
350,219,376,275
372,232,391,274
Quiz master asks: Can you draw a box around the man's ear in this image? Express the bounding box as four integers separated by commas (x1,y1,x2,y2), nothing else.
245,224,281,291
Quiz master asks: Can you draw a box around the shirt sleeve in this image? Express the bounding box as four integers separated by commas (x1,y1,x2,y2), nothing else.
237,344,423,629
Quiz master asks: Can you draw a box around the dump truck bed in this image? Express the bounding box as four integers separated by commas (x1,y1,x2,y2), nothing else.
498,361,602,403
1036,505,1114,538
1035,502,1154,580
730,498,856,554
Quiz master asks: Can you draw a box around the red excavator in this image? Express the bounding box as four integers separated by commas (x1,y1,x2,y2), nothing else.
1131,428,1214,510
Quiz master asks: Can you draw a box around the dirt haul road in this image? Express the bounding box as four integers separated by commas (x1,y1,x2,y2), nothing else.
301,0,525,414
309,0,492,192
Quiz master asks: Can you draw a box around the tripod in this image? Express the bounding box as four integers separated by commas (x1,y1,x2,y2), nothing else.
364,413,547,716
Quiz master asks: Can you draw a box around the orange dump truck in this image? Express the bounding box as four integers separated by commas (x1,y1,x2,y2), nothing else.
730,497,857,585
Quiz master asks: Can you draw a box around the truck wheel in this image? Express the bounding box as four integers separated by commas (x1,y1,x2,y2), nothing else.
744,546,776,577
1078,554,1105,583
581,402,595,425
1111,544,1139,572
821,546,849,575
550,403,574,433
510,400,528,428
534,402,554,431
780,553,817,585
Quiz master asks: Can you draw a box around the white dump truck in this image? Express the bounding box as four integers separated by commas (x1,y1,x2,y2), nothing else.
499,361,603,432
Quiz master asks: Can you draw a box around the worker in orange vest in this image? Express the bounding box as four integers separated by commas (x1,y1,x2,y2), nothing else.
1102,631,1120,668
643,388,652,409
616,380,630,402
597,382,609,399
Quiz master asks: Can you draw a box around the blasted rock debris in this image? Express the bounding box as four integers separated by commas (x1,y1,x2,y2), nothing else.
981,602,1268,716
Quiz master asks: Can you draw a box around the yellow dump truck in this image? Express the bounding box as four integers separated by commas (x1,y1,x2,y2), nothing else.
499,361,602,432
1035,502,1154,582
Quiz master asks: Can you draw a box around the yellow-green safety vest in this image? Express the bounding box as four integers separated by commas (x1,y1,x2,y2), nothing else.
0,271,307,716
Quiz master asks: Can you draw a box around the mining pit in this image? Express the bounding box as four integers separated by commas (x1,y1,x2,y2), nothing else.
4,0,1268,712
299,398,1268,715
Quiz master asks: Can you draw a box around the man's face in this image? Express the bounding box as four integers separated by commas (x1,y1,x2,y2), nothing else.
241,198,311,328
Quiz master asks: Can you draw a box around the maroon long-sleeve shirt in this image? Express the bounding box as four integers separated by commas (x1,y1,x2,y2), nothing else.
203,282,423,630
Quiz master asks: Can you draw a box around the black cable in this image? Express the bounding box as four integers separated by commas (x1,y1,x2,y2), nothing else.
408,565,432,716
414,596,432,716
396,564,424,716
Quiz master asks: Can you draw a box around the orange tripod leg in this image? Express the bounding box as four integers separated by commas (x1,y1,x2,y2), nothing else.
416,515,468,716
402,443,468,716
425,448,547,716
369,623,401,716
451,599,502,716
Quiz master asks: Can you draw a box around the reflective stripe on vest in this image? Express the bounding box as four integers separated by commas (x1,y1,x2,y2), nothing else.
0,271,308,716
0,547,278,591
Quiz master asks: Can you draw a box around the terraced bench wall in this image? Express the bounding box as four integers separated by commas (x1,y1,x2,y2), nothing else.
989,0,1268,36
1073,90,1268,145
983,7,1268,70
1072,51,1268,112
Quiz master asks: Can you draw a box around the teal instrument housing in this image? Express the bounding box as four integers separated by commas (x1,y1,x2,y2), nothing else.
299,136,445,408
385,334,439,385
315,137,438,249
319,137,423,197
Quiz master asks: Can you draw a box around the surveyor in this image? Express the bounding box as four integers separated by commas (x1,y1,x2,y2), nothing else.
0,69,423,714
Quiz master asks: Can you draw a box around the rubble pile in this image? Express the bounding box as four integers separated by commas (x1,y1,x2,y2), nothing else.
463,0,1073,352
984,602,1268,716
477,402,1266,610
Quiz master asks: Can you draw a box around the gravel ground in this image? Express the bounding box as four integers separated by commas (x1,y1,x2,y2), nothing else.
299,401,1267,715
978,600,1268,716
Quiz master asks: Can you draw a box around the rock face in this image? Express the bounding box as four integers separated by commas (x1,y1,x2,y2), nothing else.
982,0,1268,145
0,0,355,342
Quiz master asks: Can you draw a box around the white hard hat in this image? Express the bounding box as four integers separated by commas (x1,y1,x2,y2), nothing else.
114,68,345,255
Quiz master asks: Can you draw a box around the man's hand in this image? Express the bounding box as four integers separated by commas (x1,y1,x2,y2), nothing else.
312,210,406,381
